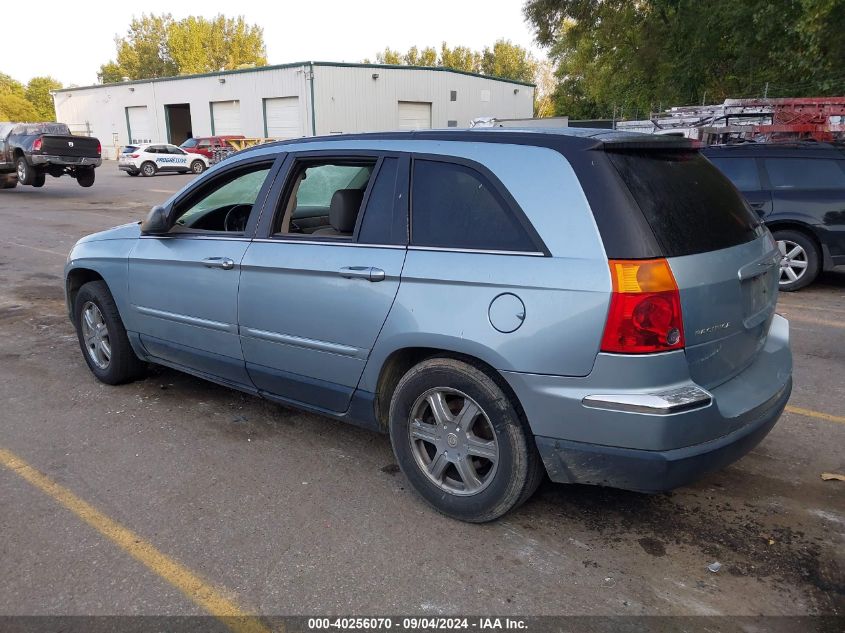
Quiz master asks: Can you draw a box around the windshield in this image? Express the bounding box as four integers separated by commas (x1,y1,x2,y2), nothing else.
12,123,71,135
180,138,198,148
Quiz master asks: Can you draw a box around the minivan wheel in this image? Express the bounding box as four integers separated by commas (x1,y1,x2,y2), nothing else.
73,281,145,384
773,229,819,291
389,357,544,522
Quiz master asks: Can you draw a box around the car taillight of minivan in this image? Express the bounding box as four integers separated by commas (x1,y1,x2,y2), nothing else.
600,259,685,354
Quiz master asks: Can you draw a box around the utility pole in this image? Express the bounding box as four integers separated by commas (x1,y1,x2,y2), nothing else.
763,82,769,99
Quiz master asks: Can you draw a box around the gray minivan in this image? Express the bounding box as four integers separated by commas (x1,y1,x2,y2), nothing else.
65,129,792,522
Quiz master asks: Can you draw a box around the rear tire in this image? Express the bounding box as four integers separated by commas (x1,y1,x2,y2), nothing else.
141,161,157,177
190,160,205,174
389,357,543,522
2,174,18,189
127,171,139,177
73,281,145,385
32,172,46,187
773,229,820,291
76,167,95,188
16,157,35,185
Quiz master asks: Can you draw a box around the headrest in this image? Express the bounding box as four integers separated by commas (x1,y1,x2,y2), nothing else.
329,189,364,233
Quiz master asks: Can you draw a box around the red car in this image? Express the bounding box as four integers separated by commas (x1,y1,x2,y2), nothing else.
180,135,245,159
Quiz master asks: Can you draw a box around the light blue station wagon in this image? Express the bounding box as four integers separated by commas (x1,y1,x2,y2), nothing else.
66,129,792,522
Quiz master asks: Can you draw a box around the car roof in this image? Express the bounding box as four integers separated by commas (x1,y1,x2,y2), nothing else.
238,127,698,157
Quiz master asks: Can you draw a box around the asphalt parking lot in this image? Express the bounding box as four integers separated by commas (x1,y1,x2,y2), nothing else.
0,165,843,620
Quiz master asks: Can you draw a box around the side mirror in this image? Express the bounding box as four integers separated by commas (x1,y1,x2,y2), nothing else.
140,205,170,235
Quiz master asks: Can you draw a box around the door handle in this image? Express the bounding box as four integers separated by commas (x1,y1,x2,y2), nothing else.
202,257,235,270
339,266,386,282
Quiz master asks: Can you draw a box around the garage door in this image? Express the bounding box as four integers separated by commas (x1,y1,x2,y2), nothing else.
264,97,301,139
398,101,432,130
211,100,241,135
126,106,154,144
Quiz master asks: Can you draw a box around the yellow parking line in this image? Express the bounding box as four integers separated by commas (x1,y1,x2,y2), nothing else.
0,447,275,633
785,405,845,425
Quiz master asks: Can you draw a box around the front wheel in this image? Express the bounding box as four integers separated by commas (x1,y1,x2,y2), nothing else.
389,357,544,522
773,229,820,291
190,160,205,174
73,281,145,384
76,167,95,187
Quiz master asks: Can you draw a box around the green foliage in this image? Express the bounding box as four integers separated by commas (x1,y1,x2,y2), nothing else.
368,41,537,83
0,73,62,121
523,0,845,119
98,13,267,83
0,94,39,121
25,77,63,120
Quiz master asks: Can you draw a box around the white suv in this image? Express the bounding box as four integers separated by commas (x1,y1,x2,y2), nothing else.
119,143,209,177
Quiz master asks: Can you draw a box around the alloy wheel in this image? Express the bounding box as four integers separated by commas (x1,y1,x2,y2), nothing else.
778,239,808,284
408,388,499,496
80,301,111,369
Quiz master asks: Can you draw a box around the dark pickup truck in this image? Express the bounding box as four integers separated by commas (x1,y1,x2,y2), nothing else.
0,122,101,189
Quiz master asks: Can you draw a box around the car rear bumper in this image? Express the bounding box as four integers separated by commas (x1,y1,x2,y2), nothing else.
31,154,101,167
118,164,138,172
503,313,792,491
534,376,790,492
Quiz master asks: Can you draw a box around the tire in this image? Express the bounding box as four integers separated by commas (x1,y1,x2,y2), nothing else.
16,156,35,185
127,171,139,177
141,161,157,177
73,280,145,385
389,357,544,522
1,175,17,189
32,172,46,188
76,167,95,188
773,229,820,291
190,160,205,174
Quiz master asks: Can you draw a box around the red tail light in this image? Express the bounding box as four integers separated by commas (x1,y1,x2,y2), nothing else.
33,138,42,151
96,142,101,155
130,154,140,158
600,259,685,354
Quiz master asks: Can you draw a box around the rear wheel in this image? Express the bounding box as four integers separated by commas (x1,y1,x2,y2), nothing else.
190,160,205,174
16,157,35,185
773,229,820,291
73,281,145,384
141,161,157,177
76,167,95,187
127,171,139,177
389,357,544,522
2,174,18,189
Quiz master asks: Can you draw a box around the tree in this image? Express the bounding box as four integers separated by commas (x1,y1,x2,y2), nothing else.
438,44,482,73
0,72,25,97
523,0,845,119
98,13,267,83
481,39,537,84
25,77,63,120
0,94,39,121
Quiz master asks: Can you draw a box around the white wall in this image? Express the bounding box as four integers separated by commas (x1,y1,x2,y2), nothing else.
313,65,534,135
54,64,535,159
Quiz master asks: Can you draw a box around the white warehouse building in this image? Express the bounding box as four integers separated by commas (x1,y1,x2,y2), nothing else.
53,61,535,159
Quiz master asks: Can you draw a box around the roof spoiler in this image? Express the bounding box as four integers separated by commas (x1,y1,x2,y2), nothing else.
596,134,701,151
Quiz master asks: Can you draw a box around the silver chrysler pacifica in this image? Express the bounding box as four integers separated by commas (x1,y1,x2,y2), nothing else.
65,129,792,522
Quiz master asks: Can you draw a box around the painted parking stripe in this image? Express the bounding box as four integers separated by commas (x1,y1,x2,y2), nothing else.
785,405,845,425
0,447,275,633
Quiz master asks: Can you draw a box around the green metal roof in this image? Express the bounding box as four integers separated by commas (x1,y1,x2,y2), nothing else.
55,61,536,93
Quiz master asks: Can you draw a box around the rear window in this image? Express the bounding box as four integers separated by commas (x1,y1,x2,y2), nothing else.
607,150,762,257
122,145,139,154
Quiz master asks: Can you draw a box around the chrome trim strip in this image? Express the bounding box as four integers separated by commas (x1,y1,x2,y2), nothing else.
240,327,363,357
250,238,406,249
408,246,545,257
139,235,252,242
582,385,713,415
134,305,237,332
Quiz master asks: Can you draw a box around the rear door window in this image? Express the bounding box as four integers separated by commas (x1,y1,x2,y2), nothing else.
763,158,845,190
607,150,762,257
411,159,539,252
707,157,761,191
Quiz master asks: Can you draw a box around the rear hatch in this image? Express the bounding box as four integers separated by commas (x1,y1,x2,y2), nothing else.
40,135,100,158
605,145,779,389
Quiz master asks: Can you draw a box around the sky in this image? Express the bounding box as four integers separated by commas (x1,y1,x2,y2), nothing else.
7,0,543,87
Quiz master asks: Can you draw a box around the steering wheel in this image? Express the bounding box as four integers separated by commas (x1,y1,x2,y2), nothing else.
223,204,252,232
